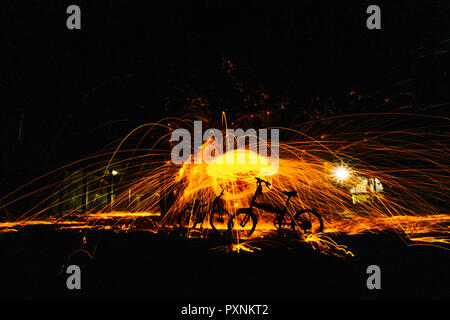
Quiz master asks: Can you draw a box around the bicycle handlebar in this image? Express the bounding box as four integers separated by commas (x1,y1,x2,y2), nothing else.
255,177,271,188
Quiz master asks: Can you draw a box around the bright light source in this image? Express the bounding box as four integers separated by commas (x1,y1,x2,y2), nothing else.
111,170,119,176
333,166,351,182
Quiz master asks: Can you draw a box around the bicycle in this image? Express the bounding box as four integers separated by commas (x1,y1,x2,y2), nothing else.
178,190,230,236
227,177,324,239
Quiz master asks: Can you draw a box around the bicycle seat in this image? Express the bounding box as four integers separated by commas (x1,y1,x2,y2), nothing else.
281,190,297,197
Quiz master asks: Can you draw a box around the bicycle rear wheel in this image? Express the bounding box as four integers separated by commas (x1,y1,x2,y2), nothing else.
228,211,257,240
293,209,324,234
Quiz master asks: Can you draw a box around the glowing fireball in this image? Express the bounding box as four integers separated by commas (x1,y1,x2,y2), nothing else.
206,149,277,200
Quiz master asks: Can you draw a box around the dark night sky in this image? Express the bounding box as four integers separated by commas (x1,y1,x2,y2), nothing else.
1,0,449,190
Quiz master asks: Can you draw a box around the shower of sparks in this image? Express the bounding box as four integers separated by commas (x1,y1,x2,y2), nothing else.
0,110,448,258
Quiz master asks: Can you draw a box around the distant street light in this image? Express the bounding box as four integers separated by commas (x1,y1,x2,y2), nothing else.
110,170,119,211
333,165,351,183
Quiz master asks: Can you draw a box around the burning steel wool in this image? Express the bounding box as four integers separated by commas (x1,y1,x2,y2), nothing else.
0,110,449,257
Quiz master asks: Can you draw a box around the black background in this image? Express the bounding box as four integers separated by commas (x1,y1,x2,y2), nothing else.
0,0,449,303
1,0,449,190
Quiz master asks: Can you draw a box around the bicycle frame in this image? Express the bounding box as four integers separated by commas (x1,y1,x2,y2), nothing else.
250,179,293,216
229,178,324,237
242,178,298,229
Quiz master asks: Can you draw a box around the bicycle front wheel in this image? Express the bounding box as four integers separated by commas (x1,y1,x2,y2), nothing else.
228,211,257,240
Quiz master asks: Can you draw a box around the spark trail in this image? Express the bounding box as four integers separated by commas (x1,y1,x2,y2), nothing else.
0,113,448,257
